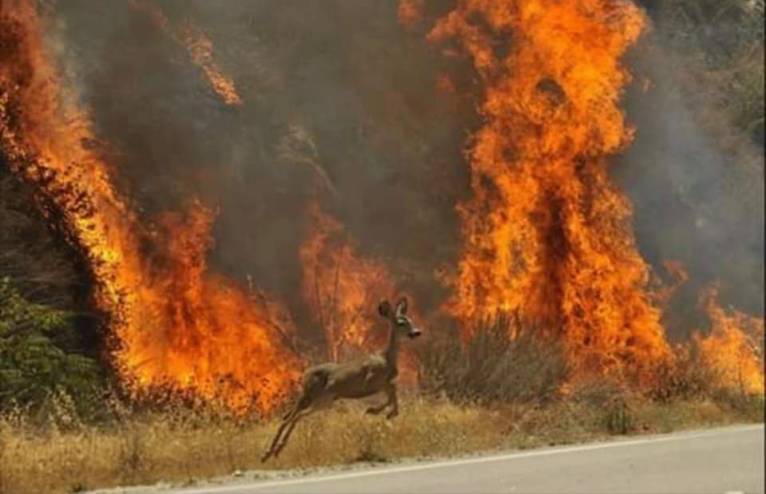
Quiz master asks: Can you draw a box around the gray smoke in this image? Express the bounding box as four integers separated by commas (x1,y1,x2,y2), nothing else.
618,27,764,339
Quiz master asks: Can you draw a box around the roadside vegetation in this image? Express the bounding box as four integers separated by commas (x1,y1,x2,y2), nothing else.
0,1,764,493
0,330,762,494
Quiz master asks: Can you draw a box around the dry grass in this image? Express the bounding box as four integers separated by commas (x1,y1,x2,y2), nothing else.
2,318,761,494
1,320,762,493
0,394,762,494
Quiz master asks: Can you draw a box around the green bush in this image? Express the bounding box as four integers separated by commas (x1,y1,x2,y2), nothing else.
0,277,102,415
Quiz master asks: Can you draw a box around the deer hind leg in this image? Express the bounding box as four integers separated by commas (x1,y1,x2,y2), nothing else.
262,370,330,462
271,408,310,459
365,401,388,415
262,391,314,462
261,407,297,463
272,392,334,459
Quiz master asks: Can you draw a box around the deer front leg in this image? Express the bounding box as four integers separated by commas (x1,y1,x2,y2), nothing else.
365,382,397,415
384,383,398,419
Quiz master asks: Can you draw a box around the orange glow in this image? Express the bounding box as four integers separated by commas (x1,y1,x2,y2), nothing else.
695,287,764,395
426,0,669,383
130,0,243,106
179,22,243,106
398,0,425,29
436,73,457,95
0,2,299,413
300,200,396,360
299,200,418,382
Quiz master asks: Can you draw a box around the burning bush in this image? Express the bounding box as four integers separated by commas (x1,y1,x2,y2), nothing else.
695,287,764,396
648,344,720,402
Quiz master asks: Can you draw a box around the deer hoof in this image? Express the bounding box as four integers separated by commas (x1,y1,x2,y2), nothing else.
366,406,382,415
386,410,399,420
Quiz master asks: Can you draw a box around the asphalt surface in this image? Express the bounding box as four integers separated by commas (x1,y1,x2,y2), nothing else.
170,424,763,494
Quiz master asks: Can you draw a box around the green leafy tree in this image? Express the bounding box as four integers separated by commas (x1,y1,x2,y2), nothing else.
0,277,101,412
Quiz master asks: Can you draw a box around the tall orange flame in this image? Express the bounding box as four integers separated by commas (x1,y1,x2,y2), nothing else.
427,0,669,382
0,1,298,413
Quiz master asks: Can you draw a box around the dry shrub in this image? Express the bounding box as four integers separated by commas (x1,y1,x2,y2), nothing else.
649,345,721,402
568,377,640,435
416,315,568,405
573,343,765,435
649,342,764,420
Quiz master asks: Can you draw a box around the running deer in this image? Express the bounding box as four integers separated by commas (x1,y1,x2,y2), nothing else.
261,296,422,462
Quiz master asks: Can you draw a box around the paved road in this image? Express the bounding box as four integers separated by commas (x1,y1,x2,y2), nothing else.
178,424,764,494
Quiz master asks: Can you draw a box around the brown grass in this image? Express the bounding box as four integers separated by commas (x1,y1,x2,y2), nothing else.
0,393,762,494
2,315,762,494
2,318,762,494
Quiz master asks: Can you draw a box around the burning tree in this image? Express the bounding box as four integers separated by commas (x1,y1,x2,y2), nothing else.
424,0,669,385
0,1,301,414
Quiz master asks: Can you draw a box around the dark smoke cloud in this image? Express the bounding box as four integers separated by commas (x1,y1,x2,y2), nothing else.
50,0,471,333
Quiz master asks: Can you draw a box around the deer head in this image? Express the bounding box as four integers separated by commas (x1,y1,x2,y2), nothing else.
378,296,422,339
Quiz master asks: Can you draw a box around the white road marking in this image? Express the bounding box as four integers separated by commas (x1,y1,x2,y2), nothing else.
175,424,764,494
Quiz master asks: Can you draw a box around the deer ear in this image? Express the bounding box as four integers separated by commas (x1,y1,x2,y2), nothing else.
378,300,392,318
395,296,408,316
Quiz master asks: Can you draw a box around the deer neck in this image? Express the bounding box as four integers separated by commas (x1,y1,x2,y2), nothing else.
384,322,400,369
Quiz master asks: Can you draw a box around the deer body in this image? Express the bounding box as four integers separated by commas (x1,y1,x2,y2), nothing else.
261,297,420,462
307,357,391,398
